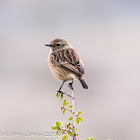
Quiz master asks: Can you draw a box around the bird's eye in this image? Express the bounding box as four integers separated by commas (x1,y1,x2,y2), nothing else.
57,44,61,46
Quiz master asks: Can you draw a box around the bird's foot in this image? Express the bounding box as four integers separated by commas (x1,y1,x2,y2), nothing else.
68,81,73,90
57,90,64,98
57,89,62,94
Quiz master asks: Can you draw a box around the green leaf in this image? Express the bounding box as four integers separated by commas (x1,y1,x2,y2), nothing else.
68,116,73,121
89,137,94,140
68,132,73,136
56,92,59,97
76,117,80,124
78,110,81,115
79,117,84,121
69,105,73,108
87,137,94,140
63,109,65,114
56,131,58,135
51,126,57,130
63,99,66,107
60,94,63,99
72,128,76,135
56,91,63,99
63,99,69,107
65,101,69,106
62,134,67,140
56,121,59,127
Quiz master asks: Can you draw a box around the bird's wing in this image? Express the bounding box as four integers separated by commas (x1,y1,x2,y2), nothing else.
50,48,84,77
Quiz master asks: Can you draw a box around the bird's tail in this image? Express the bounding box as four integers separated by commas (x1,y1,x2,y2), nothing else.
79,78,88,89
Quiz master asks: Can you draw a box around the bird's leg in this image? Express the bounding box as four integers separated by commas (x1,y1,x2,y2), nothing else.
58,81,65,93
68,81,74,91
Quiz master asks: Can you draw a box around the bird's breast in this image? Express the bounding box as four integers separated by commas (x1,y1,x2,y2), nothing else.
48,53,75,81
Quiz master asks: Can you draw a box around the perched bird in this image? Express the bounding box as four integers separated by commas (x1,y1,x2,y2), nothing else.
45,38,88,91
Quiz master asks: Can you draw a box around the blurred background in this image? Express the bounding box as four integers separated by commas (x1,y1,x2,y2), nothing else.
0,0,140,140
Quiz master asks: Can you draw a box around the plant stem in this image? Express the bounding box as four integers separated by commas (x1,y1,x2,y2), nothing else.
60,106,71,112
72,90,77,140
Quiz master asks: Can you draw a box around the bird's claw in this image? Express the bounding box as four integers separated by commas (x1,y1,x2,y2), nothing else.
57,90,62,94
68,82,73,90
56,90,64,99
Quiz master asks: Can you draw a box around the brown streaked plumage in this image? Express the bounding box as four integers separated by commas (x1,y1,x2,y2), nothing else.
46,38,88,90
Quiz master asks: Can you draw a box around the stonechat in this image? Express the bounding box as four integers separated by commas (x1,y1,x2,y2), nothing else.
45,38,88,91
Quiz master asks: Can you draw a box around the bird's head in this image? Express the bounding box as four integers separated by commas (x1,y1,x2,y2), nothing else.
45,38,70,52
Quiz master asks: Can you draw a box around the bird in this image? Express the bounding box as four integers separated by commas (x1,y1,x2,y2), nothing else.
45,38,88,92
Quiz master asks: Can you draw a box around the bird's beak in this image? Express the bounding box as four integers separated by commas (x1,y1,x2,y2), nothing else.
45,44,51,47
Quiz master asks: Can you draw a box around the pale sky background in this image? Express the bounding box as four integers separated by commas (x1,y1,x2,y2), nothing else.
0,0,140,140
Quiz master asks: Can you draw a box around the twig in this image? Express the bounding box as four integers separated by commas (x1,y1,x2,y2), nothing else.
64,92,74,99
61,91,74,99
61,106,72,112
72,90,77,140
